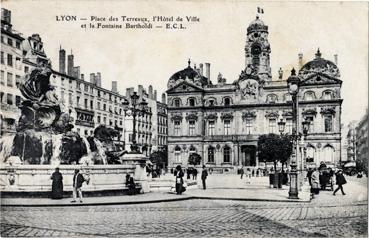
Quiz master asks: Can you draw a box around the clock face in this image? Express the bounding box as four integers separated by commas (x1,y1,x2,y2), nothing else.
251,45,262,55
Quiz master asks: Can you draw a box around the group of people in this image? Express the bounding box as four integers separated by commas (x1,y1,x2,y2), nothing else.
173,165,208,194
307,167,347,197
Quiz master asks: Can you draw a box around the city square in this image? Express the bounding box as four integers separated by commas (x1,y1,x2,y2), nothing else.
0,1,368,237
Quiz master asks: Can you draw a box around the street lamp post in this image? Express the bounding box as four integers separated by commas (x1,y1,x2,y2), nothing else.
287,68,300,199
122,91,148,154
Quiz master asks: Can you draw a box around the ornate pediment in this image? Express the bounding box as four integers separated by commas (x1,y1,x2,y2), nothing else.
239,64,258,81
220,112,234,121
205,113,218,120
242,111,257,120
300,74,342,86
320,106,336,116
282,110,293,117
166,81,204,94
171,114,183,121
185,113,198,121
302,108,317,116
265,111,279,118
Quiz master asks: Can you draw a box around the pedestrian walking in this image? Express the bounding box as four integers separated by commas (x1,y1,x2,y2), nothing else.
201,165,208,189
245,168,251,184
50,168,63,199
240,166,244,179
71,169,85,203
187,168,191,180
333,170,347,195
175,165,185,194
307,168,313,186
310,168,320,195
192,168,198,180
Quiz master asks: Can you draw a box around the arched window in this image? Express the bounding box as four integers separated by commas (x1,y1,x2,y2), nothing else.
189,98,195,106
223,146,231,163
304,91,316,101
306,145,316,163
322,145,335,163
224,97,231,106
266,94,278,103
189,145,196,155
324,115,333,132
322,91,333,100
208,146,215,163
173,99,181,107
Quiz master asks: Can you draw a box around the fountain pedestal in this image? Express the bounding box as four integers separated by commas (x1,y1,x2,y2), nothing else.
121,153,150,193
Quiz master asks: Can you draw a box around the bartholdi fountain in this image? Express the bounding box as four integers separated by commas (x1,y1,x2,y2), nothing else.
0,61,149,196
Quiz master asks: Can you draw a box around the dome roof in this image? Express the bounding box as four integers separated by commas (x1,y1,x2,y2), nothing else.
247,16,268,33
298,50,340,79
167,60,210,88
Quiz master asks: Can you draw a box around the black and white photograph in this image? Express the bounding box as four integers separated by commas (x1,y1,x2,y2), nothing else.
0,0,368,237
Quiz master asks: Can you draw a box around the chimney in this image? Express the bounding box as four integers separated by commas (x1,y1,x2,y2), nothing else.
154,90,157,101
59,46,66,74
126,87,134,98
96,72,101,87
73,66,80,79
1,8,12,26
148,85,153,99
90,73,95,84
298,53,303,69
112,81,117,93
199,63,204,76
205,63,210,81
278,67,283,80
81,74,84,81
161,93,166,104
67,52,74,76
334,54,338,65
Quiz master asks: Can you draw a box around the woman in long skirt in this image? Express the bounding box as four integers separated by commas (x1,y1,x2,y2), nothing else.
50,168,63,199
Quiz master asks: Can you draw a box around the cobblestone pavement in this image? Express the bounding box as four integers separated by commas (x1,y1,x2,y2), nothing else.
1,178,367,238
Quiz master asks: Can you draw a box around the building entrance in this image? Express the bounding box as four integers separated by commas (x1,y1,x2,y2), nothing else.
240,145,256,166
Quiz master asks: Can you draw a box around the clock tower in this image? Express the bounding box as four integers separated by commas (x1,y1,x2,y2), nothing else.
245,15,272,81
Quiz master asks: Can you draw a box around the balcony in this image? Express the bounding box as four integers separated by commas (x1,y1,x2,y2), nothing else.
75,119,95,128
204,134,258,142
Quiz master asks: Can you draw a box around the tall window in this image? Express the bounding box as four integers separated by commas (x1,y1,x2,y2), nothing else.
175,146,181,162
224,146,231,163
322,146,334,163
285,118,293,134
304,92,315,101
97,116,101,123
60,91,65,103
224,98,231,106
224,120,230,135
324,115,333,132
90,100,93,109
15,96,21,106
76,96,80,106
189,120,195,135
7,72,13,87
0,51,4,64
208,146,215,163
174,99,180,107
6,93,13,105
269,118,277,134
15,75,21,87
305,116,314,133
174,121,181,135
84,99,88,109
208,120,215,135
245,119,253,134
0,70,4,85
103,104,106,111
7,54,12,67
69,93,73,104
323,91,333,100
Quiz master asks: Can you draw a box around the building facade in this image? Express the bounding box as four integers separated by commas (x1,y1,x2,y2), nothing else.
166,15,343,170
356,110,368,167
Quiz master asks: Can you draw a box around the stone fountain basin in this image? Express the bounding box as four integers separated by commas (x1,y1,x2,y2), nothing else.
0,164,140,195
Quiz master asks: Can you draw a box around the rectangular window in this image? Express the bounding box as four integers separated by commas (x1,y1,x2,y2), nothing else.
324,115,333,132
97,102,100,110
69,93,73,104
16,41,21,49
24,66,29,73
0,92,4,103
269,118,277,134
15,57,21,70
77,83,81,90
103,117,106,124
6,93,13,105
15,75,21,87
15,96,21,106
0,70,4,85
223,147,231,163
76,96,80,106
7,38,12,47
286,118,293,134
0,51,4,64
103,104,106,111
7,54,13,67
189,120,195,135
84,99,88,109
224,120,230,135
7,72,13,87
245,119,253,134
208,147,215,163
97,116,101,123
61,91,65,103
90,100,93,109
305,116,314,133
174,121,181,135
208,120,215,136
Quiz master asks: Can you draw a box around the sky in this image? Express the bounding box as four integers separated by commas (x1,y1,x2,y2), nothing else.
3,0,368,126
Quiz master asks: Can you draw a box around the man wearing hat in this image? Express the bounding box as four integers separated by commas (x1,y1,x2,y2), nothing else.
333,169,347,196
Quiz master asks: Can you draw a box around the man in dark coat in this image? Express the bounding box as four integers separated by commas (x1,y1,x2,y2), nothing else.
333,170,347,195
175,165,185,194
71,169,85,203
201,165,208,190
50,168,63,199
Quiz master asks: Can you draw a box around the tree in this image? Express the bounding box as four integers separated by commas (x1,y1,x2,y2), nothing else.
188,153,202,166
149,149,168,169
257,134,293,188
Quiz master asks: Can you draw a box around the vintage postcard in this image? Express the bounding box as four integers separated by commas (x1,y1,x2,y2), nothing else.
0,0,368,237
